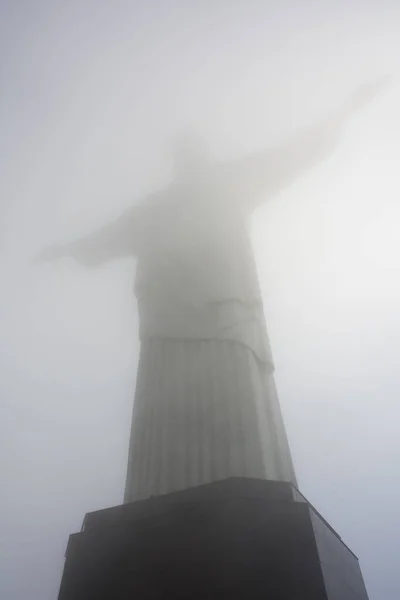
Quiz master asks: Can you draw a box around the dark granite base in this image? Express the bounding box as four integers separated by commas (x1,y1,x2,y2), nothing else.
58,478,369,599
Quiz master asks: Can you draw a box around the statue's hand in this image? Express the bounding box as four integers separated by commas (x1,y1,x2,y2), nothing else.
345,75,392,114
32,244,67,265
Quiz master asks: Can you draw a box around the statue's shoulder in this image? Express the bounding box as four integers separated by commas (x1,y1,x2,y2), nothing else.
142,184,172,209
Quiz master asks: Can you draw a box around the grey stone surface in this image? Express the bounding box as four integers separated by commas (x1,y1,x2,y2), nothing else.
58,479,370,600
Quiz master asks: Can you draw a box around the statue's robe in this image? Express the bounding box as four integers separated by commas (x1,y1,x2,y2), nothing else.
124,170,296,500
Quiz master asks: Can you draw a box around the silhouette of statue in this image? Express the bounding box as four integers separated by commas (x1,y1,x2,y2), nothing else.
36,78,389,502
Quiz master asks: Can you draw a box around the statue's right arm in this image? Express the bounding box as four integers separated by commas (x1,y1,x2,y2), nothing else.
34,204,141,267
228,76,390,209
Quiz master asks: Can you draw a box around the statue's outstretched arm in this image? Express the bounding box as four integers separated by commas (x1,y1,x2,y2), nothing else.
34,205,141,267
235,76,390,207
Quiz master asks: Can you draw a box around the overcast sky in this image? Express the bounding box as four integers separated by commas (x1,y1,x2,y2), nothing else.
1,1,400,599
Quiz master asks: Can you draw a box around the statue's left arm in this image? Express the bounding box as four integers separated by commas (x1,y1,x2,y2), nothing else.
232,77,390,207
33,203,143,267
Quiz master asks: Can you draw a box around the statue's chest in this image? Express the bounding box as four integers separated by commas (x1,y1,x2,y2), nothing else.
134,180,258,301
144,193,245,256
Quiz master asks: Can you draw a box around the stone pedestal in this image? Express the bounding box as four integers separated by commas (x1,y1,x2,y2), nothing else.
58,478,369,599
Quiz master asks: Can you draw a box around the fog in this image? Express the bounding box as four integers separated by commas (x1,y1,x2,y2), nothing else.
1,1,400,599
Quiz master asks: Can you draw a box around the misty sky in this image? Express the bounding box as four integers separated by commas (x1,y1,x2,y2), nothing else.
1,1,400,599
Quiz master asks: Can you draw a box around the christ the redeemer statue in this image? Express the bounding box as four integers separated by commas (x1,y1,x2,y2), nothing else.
37,79,387,503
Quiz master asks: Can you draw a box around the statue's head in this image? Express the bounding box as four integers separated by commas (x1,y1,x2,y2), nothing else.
171,131,213,179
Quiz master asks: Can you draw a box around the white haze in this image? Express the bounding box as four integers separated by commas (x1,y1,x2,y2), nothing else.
1,1,400,599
